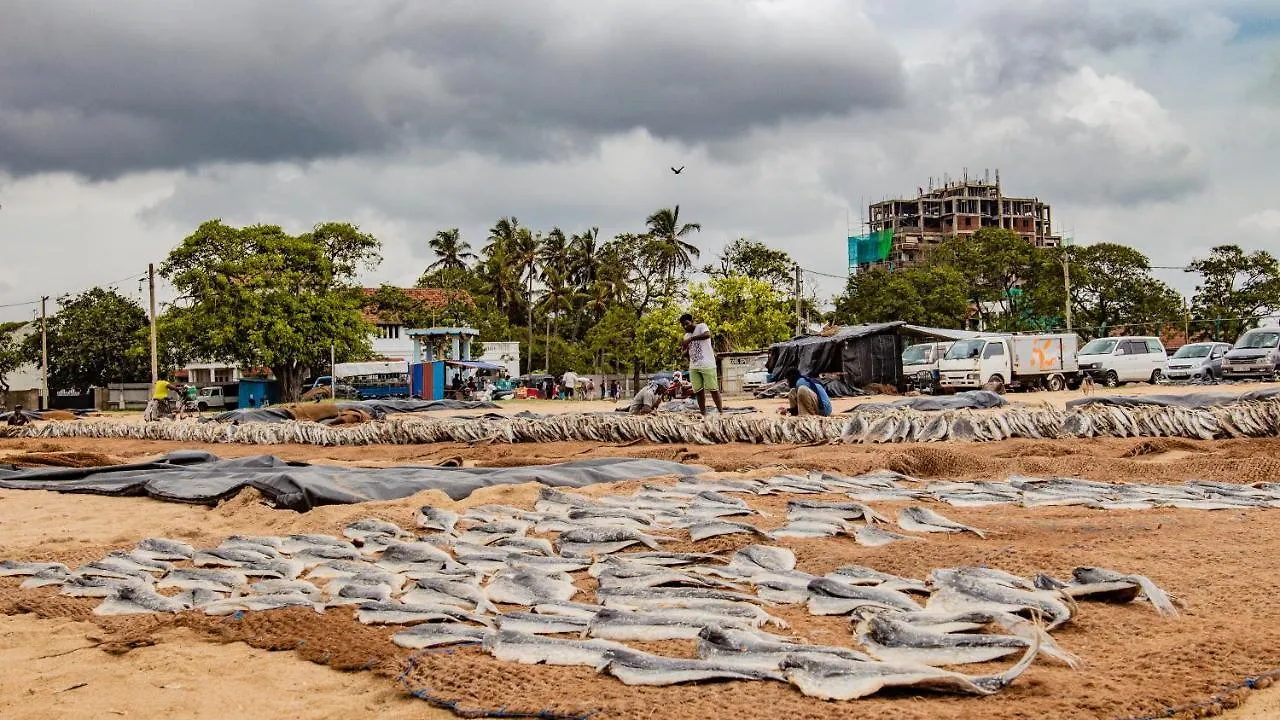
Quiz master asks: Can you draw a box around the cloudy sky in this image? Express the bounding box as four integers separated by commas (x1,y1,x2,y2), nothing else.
2,0,1278,323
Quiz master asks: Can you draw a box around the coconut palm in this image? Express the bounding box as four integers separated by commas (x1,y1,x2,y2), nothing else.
508,227,542,374
645,206,701,280
426,228,475,273
538,227,570,279
570,227,601,288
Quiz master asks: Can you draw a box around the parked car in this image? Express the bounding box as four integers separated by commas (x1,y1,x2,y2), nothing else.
1165,342,1231,381
195,385,239,412
1076,336,1168,387
1221,328,1280,380
741,364,772,393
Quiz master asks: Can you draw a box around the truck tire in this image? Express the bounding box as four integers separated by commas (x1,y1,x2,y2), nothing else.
986,374,1006,394
197,402,208,412
1103,370,1120,388
1046,373,1066,392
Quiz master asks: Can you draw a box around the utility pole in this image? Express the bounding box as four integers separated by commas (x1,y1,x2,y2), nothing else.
39,296,49,410
794,263,803,336
330,342,336,395
148,263,159,383
1061,247,1073,334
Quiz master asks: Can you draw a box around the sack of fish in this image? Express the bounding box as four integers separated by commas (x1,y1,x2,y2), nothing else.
0,470,1195,701
6,396,1280,445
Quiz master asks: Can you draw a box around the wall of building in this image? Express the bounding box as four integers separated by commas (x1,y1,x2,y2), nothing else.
477,341,520,377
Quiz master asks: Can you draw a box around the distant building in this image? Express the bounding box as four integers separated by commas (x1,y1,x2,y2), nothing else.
2,322,41,392
851,171,1062,272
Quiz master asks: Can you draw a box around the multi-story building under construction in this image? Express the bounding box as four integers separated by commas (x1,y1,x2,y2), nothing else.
849,170,1062,272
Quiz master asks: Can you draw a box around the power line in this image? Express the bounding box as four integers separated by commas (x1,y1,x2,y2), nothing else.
0,300,39,309
0,271,150,311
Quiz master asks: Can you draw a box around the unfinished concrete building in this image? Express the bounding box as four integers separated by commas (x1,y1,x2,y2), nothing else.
851,170,1062,272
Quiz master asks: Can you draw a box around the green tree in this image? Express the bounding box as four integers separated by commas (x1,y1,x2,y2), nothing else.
595,232,678,385
708,238,795,293
832,266,969,328
1188,245,1280,340
160,220,381,401
478,216,527,323
426,228,475,273
0,321,25,393
1030,244,1185,337
931,228,1036,330
689,275,792,351
645,206,702,280
20,288,151,391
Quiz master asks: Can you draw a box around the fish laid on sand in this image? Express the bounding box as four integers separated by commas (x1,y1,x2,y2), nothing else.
781,632,1039,700
604,647,785,686
555,526,671,557
483,630,628,669
93,584,187,615
897,507,987,538
393,623,490,649
485,568,579,606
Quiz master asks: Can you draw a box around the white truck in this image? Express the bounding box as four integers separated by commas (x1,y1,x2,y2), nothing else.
902,341,953,393
938,333,1080,392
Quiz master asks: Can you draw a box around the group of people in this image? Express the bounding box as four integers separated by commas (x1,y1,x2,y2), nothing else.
628,313,832,418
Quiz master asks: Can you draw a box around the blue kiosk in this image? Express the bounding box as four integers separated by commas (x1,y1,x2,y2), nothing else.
408,327,480,400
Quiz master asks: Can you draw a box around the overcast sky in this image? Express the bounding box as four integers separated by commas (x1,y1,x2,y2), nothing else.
2,0,1278,323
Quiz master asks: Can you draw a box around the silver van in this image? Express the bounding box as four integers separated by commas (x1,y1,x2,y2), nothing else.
1222,328,1280,380
1165,342,1231,381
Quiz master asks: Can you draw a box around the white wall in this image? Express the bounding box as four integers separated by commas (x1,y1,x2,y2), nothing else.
4,323,41,391
478,341,520,377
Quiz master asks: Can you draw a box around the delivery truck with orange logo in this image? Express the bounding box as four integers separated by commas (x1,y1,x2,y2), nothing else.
938,333,1081,392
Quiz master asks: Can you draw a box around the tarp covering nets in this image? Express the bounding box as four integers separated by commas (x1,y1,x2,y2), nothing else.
848,229,894,266
210,398,499,424
847,390,1008,413
1066,387,1280,410
0,451,707,510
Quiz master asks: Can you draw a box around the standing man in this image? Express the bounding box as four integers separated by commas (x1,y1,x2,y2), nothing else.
678,313,724,416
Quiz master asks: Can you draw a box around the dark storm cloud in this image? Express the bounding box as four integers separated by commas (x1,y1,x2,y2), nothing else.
0,0,905,179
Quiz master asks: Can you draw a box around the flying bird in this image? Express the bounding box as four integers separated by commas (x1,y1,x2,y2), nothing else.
671,166,685,175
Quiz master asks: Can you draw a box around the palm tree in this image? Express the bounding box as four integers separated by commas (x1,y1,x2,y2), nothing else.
479,217,524,320
645,206,702,280
538,266,578,372
569,227,601,288
426,228,475,272
538,227,570,279
508,227,542,374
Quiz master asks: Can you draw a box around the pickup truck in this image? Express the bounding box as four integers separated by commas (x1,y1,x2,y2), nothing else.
938,333,1080,392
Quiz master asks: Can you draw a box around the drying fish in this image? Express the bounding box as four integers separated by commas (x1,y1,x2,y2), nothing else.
484,630,627,669
853,526,919,548
458,520,531,546
393,623,489,649
624,552,729,567
589,608,763,641
61,575,150,597
505,554,591,574
0,560,68,577
535,487,597,513
249,579,322,598
787,500,889,524
827,566,929,594
928,569,1074,629
355,600,490,626
604,647,785,686
569,507,657,525
485,568,578,605
375,542,455,571
1061,567,1179,617
806,578,924,615
684,520,773,542
596,586,768,609
173,588,226,608
157,568,247,593
493,536,555,556
223,535,284,550
729,545,796,574
74,558,154,582
497,611,590,635
304,559,383,580
193,546,277,568
897,507,987,538
532,601,605,620
202,592,321,616
342,518,409,544
857,614,1038,666
403,578,499,613
327,581,395,606
280,534,356,554
555,526,670,557
93,584,186,616
781,632,1038,700
135,537,196,560
772,521,843,539
414,506,459,534
696,625,872,668
238,558,305,581
20,567,71,589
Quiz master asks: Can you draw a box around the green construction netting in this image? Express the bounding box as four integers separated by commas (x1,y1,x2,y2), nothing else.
847,229,894,266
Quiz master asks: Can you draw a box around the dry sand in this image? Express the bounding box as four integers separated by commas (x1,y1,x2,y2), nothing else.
6,430,1280,718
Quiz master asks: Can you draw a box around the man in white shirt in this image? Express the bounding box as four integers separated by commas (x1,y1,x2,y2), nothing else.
678,313,724,416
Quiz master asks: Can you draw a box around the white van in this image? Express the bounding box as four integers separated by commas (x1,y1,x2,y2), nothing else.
1076,336,1168,387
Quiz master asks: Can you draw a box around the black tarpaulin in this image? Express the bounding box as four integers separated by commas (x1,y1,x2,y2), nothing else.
1065,387,1280,410
0,452,708,510
847,390,1008,413
209,398,500,424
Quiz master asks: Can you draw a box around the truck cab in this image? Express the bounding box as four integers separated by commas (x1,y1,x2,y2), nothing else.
939,337,1009,390
902,341,953,392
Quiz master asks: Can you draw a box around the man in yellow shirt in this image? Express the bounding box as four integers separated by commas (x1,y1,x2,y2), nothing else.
147,376,173,421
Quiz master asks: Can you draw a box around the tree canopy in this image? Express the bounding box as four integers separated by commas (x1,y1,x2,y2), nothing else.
20,288,151,391
159,220,381,401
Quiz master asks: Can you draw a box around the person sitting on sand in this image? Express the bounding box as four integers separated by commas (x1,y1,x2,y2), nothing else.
629,379,671,415
777,368,832,417
6,404,30,426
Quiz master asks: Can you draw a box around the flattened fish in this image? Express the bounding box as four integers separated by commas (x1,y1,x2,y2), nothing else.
897,507,986,538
